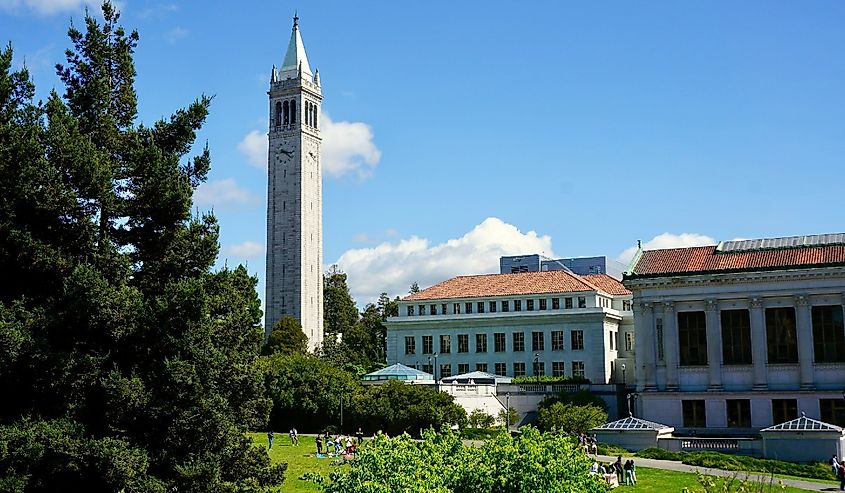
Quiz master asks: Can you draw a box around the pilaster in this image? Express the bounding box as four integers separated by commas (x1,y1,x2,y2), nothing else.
663,302,679,390
642,302,657,390
795,295,815,389
705,299,723,390
749,297,768,390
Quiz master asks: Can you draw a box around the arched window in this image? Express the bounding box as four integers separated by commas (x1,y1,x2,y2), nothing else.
274,101,282,127
306,102,312,126
290,100,296,125
313,104,318,129
282,100,289,125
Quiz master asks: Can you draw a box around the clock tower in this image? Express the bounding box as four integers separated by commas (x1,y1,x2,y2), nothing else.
265,14,324,351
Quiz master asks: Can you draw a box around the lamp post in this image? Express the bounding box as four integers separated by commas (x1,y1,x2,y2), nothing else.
533,353,540,385
621,363,627,385
506,392,511,430
628,392,640,417
429,353,438,388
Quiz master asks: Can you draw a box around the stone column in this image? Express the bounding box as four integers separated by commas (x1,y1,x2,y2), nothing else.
795,295,815,390
642,302,657,390
749,297,768,390
634,304,646,392
663,302,679,390
705,299,723,390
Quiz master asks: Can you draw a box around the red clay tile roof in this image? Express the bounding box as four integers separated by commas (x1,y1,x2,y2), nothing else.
404,270,624,301
582,274,631,295
631,244,845,277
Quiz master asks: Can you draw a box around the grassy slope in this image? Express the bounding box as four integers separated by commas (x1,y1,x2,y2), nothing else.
615,467,815,493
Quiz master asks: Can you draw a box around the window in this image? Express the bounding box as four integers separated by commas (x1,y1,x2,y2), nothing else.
502,301,510,312
678,311,708,366
772,399,798,425
289,100,296,124
458,363,469,375
513,332,525,352
534,361,545,376
609,332,614,350
766,307,798,363
527,299,534,311
514,300,522,312
552,361,565,377
477,302,485,313
532,331,545,351
440,335,451,354
476,363,488,373
476,333,487,353
465,302,473,314
457,334,469,353
440,364,452,378
513,362,526,377
551,330,565,351
282,100,290,125
418,305,425,316
571,361,585,378
422,364,433,375
821,399,845,427
430,304,437,315
578,296,586,308
625,332,634,352
407,306,414,316
682,400,706,428
540,299,547,310
615,332,620,352
552,298,560,310
813,305,845,362
623,300,632,311
489,301,497,313
442,303,447,315
274,101,282,127
494,362,507,376
565,297,573,309
405,336,415,355
571,330,584,350
656,318,665,361
422,336,433,354
494,332,506,352
722,309,752,365
726,399,751,428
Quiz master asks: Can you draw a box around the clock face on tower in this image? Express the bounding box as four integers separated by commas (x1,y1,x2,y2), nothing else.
274,141,295,166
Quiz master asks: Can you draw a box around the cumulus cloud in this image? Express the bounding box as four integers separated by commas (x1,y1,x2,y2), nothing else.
237,113,381,180
334,217,554,306
616,232,717,264
193,178,260,208
224,241,264,260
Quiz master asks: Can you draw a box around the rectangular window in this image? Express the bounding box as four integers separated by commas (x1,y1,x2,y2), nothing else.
565,297,573,309
489,301,497,313
540,299,547,311
477,302,485,314
514,300,522,312
440,334,451,354
722,309,752,365
615,331,620,352
534,361,545,376
532,331,545,351
527,299,534,311
513,362,526,377
440,364,452,379
457,334,469,353
513,332,525,352
422,336,433,354
465,302,473,314
502,301,510,312
656,318,665,361
419,305,425,316
821,399,845,427
495,362,507,376
476,363,488,373
609,332,614,351
578,296,587,308
812,305,845,362
623,300,632,311
407,306,414,316
766,307,798,363
442,303,448,315
682,400,707,428
423,364,433,375
571,330,584,350
551,330,565,351
678,311,708,366
458,363,469,375
494,332,506,352
552,361,565,377
405,336,415,355
625,332,634,352
772,399,798,425
571,361,585,378
430,304,437,315
726,399,751,428
476,333,488,353
454,303,461,314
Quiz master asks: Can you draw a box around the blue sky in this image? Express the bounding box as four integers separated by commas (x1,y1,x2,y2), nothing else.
4,0,844,308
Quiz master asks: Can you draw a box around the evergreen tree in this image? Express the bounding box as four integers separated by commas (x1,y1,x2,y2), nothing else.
0,4,283,491
409,281,420,294
263,315,307,356
323,266,359,338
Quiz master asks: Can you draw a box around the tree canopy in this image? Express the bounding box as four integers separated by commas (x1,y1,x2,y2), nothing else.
263,315,308,356
350,380,466,436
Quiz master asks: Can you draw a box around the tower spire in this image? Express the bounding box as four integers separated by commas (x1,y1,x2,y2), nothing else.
279,12,312,79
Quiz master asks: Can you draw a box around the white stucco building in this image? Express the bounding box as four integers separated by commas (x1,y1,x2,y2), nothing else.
265,15,324,350
385,270,634,386
624,234,845,435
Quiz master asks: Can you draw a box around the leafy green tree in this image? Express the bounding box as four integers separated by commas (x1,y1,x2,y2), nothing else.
350,380,466,436
498,406,520,427
539,389,607,412
323,266,359,338
377,292,399,319
537,402,608,435
0,5,283,491
468,410,496,429
409,282,420,294
263,315,307,356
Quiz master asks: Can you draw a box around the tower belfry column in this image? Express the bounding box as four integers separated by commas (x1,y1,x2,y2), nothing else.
265,14,324,351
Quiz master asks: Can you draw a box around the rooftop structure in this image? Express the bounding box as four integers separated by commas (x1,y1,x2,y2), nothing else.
361,363,433,384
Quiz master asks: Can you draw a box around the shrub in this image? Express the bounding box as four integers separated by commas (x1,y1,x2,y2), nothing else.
460,428,505,440
468,410,496,429
512,375,591,385
596,443,631,456
537,402,608,434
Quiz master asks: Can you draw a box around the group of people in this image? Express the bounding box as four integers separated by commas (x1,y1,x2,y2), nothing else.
578,433,598,456
830,454,845,490
317,431,358,458
266,427,298,449
589,455,637,488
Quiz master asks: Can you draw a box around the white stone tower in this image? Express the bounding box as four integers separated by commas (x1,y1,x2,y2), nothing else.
265,14,324,351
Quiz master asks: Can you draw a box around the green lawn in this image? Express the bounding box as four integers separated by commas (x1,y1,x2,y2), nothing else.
615,467,816,493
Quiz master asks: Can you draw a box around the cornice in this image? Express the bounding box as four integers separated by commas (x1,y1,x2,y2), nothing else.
386,310,623,331
625,266,845,291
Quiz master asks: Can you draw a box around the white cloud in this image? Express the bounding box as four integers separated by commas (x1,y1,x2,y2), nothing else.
334,217,554,306
224,241,264,259
163,26,188,44
616,232,717,265
0,0,118,15
237,113,382,180
193,178,259,208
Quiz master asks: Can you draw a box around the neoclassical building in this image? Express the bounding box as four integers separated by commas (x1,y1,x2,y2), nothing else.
385,270,634,385
624,234,845,434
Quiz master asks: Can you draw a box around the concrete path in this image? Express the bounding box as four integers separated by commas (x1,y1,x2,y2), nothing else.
596,454,840,492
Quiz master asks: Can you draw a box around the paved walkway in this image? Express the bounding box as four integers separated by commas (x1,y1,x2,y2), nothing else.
596,454,840,492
